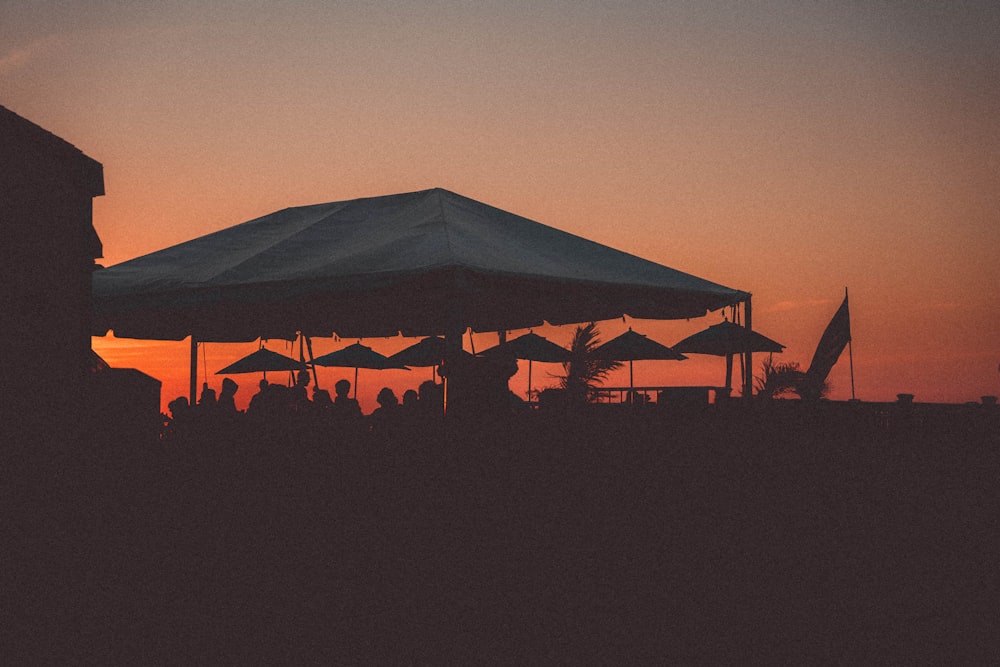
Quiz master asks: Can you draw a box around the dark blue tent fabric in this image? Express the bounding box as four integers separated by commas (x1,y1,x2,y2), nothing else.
93,188,748,341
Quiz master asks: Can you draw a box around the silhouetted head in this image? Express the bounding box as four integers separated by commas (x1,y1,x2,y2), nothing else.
418,380,443,409
199,385,217,405
402,389,418,408
297,369,311,387
221,377,238,395
168,396,189,418
258,379,268,392
335,379,351,397
377,387,398,408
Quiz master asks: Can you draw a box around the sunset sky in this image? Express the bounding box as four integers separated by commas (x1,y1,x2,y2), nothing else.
4,1,998,411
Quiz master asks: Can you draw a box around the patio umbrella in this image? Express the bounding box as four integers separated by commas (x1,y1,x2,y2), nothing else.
673,320,783,393
387,336,447,367
591,328,686,400
479,332,571,400
216,347,306,381
312,342,407,398
386,336,473,381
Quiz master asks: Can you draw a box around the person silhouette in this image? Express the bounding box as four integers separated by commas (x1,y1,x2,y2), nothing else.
437,352,517,418
168,395,187,414
418,380,444,415
248,379,270,418
164,396,191,441
218,377,239,414
369,387,399,436
199,382,216,403
328,379,364,444
198,382,217,415
289,369,312,414
332,379,362,420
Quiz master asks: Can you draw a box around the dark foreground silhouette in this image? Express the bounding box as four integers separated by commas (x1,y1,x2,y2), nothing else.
7,401,997,664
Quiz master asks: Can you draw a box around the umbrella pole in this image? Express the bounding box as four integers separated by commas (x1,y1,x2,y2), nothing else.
354,367,359,399
629,360,634,404
189,335,198,405
527,359,533,401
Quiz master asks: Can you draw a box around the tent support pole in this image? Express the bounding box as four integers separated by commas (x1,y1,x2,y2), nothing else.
306,336,319,390
725,353,733,393
189,335,198,405
743,296,753,399
443,308,465,416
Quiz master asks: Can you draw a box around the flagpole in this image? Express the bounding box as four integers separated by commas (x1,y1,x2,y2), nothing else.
846,287,856,400
743,294,753,399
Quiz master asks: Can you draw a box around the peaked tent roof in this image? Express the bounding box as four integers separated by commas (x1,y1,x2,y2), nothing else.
93,188,749,341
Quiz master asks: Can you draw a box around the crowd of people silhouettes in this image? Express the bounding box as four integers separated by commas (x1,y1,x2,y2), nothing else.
162,370,447,445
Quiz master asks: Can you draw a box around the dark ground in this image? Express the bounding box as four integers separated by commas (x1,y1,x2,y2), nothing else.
6,401,998,664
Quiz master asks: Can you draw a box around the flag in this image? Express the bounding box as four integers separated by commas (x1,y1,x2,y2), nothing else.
804,293,851,395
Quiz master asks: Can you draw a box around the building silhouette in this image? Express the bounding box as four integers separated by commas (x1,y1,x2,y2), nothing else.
1,105,105,463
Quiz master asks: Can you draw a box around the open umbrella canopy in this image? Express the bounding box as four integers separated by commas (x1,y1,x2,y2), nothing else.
386,336,447,367
672,320,784,357
384,336,473,367
478,332,571,362
312,341,407,399
591,328,686,397
92,188,749,342
479,332,571,400
591,328,687,362
586,328,686,401
312,342,404,369
216,348,306,374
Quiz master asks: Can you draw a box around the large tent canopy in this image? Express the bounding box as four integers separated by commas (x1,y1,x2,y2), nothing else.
93,188,749,342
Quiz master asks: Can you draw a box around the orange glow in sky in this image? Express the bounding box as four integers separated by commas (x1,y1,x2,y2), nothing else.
4,2,998,410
